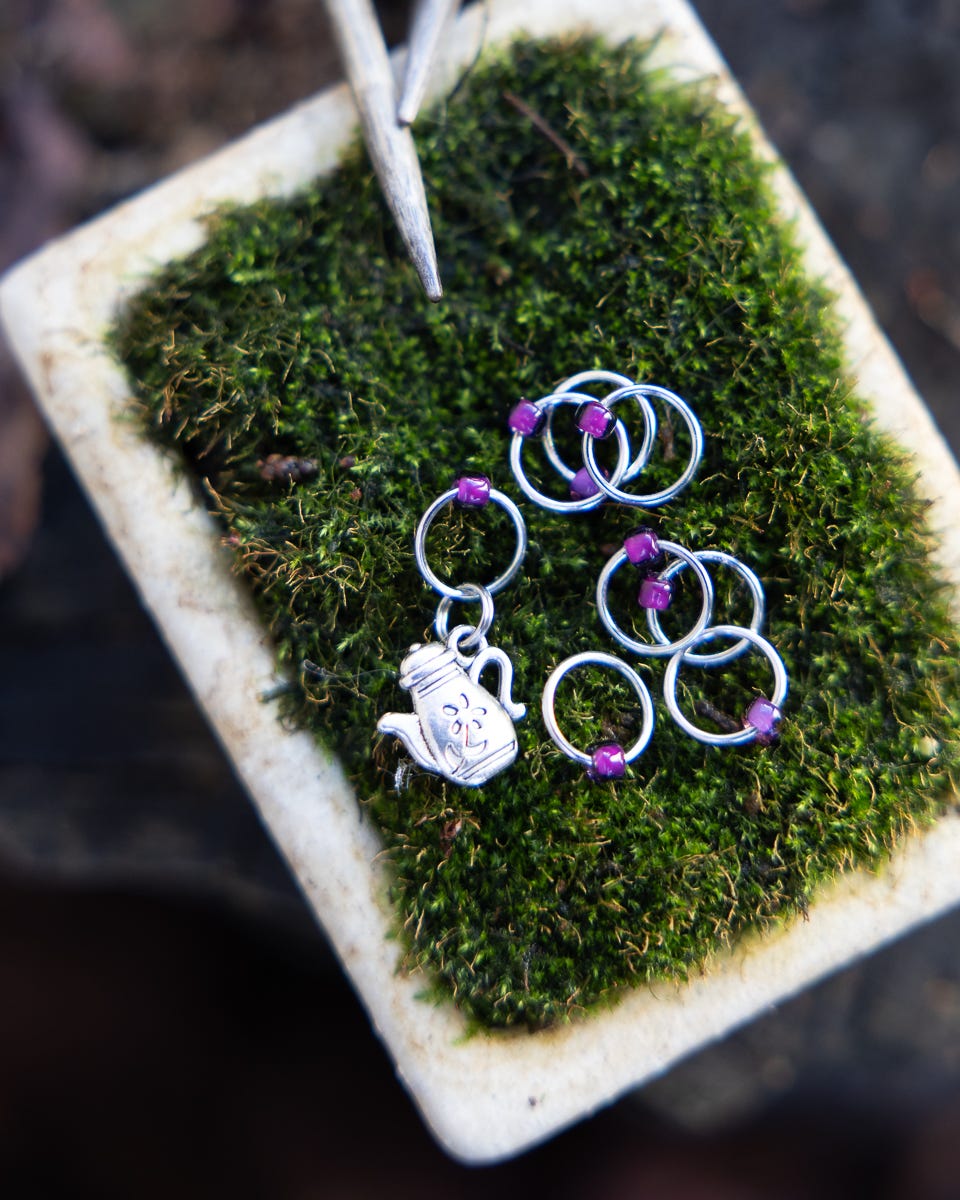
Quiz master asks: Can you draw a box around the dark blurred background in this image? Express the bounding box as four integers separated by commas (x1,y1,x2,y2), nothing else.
1,2,959,1196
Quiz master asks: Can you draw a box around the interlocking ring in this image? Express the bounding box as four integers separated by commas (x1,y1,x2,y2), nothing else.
445,626,490,661
542,369,655,484
647,550,766,665
662,624,789,747
556,368,637,393
597,539,715,657
414,484,528,600
541,650,655,778
509,391,634,513
434,582,496,651
540,384,657,489
582,384,704,507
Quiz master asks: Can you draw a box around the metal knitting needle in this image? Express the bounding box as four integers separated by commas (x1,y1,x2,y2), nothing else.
397,0,461,127
325,0,443,301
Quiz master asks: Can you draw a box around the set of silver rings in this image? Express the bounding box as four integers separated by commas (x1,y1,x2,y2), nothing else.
507,369,705,512
544,534,789,778
377,368,788,788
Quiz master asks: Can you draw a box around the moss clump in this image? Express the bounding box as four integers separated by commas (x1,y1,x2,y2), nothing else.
113,38,960,1028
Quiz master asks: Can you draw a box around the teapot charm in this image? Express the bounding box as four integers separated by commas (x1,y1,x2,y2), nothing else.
376,475,530,789
378,633,525,787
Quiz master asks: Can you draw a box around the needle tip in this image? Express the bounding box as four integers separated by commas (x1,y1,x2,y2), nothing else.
421,269,443,302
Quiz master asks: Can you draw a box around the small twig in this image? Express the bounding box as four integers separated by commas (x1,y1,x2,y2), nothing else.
502,90,589,178
694,699,740,734
301,659,394,683
659,412,676,462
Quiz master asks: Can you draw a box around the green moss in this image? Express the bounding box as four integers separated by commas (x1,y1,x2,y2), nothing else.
112,38,960,1029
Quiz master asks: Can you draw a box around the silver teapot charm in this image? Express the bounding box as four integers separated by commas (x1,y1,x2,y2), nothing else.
378,635,525,788
379,475,530,787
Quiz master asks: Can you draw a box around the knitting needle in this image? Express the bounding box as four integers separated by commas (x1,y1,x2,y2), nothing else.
325,0,443,301
397,0,461,127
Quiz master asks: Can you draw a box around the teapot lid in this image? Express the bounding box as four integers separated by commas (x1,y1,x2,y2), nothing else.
399,641,458,689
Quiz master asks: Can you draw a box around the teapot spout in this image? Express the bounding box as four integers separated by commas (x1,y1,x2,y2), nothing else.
377,711,436,773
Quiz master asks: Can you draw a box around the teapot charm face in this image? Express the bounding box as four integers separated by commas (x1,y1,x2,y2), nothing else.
377,634,525,788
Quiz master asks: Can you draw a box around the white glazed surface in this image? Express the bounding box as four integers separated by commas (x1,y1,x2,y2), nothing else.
2,0,960,1164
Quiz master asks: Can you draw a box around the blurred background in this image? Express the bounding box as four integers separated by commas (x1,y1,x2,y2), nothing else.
1,1,959,1195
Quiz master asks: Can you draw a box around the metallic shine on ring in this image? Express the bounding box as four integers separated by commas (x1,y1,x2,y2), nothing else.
541,384,657,486
555,368,636,394
662,624,789,747
542,650,655,770
597,539,715,658
583,384,704,507
647,550,766,665
509,392,632,513
434,582,496,650
413,486,528,600
542,369,652,484
444,625,490,660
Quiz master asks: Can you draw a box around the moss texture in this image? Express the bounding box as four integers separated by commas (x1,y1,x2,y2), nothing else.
113,38,960,1028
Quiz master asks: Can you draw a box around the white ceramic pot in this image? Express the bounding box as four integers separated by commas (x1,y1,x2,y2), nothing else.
2,0,958,1164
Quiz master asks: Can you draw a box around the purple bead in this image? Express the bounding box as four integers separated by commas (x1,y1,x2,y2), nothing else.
637,577,673,611
743,697,782,745
623,528,660,565
455,474,491,508
576,401,615,439
508,398,545,437
570,467,603,501
589,743,627,780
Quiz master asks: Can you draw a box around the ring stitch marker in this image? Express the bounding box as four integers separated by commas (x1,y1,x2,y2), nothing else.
596,538,716,658
542,650,656,780
582,383,704,507
662,623,789,747
508,390,637,513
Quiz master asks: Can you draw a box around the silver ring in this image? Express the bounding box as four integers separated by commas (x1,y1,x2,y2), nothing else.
647,550,766,665
555,368,636,393
662,624,789,746
541,384,657,487
597,539,715,657
434,583,495,650
444,625,490,660
413,485,528,600
583,384,703,507
543,369,649,483
541,651,655,769
508,392,632,513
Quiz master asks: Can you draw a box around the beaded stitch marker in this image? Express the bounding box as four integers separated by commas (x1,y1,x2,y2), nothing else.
377,476,527,787
541,651,656,781
378,369,791,788
508,370,791,772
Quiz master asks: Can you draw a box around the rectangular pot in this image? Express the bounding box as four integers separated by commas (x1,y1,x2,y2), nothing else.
2,0,959,1164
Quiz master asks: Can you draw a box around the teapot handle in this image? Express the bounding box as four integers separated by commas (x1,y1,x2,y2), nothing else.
469,647,526,721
